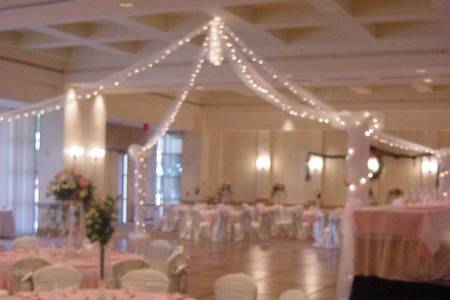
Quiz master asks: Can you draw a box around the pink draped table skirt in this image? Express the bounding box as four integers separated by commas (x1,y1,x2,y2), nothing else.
4,289,188,300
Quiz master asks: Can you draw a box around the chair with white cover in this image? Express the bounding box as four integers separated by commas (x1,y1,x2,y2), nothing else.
214,273,257,300
192,210,213,241
290,209,311,240
177,208,194,240
11,257,51,292
312,212,325,243
12,236,39,251
315,211,342,249
33,265,82,291
121,269,169,293
167,250,190,293
111,259,149,288
232,210,251,242
211,209,230,242
251,210,271,241
279,289,306,300
145,239,172,274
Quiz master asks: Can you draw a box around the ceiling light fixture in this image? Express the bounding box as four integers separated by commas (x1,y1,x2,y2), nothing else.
119,1,134,8
423,78,433,83
415,69,426,74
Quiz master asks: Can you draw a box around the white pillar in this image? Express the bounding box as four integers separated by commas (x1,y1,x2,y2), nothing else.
64,90,106,196
439,153,450,198
255,131,272,201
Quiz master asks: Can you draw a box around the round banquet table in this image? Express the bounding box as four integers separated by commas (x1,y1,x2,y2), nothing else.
0,210,14,238
4,289,189,300
0,249,142,293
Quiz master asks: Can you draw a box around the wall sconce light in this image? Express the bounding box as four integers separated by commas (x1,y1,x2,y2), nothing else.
422,157,438,174
67,145,85,158
256,155,271,171
89,147,106,159
308,155,324,173
367,156,381,173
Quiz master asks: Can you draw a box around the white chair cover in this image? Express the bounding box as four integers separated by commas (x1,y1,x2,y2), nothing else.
145,239,172,274
33,265,82,291
279,289,306,300
12,236,39,251
214,273,257,300
167,251,190,293
192,210,213,241
233,210,251,242
160,204,178,232
314,212,342,249
290,208,311,240
177,209,194,240
111,259,149,288
251,210,271,241
11,257,51,292
312,212,325,243
212,209,230,242
121,269,169,293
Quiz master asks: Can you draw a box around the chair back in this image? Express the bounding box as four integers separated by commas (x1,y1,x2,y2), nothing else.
121,269,169,293
112,259,149,288
12,257,51,292
279,289,306,300
146,240,172,273
12,236,39,251
33,265,82,291
214,273,257,300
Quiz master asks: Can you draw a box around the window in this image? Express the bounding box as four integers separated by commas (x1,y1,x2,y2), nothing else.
155,133,183,205
119,153,128,224
33,115,41,232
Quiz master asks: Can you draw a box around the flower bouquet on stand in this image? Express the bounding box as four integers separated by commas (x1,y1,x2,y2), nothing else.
85,195,117,297
271,183,286,204
216,183,233,204
48,170,95,247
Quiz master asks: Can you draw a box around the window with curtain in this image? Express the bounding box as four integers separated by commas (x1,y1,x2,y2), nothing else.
155,133,183,205
0,116,37,235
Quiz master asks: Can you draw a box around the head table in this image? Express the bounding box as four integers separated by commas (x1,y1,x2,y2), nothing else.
0,248,141,293
353,202,450,281
4,289,188,300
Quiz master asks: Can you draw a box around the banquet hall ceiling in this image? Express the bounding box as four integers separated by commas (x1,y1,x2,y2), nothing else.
0,0,449,109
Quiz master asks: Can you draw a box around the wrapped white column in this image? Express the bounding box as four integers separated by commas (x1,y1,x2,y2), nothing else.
438,152,450,198
337,122,371,300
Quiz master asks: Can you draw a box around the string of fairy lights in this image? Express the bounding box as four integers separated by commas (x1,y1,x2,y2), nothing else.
1,16,448,204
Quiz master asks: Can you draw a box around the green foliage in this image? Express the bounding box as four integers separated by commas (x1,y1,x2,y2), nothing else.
85,195,117,246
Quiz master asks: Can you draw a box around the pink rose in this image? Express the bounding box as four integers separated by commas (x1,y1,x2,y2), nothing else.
79,177,90,189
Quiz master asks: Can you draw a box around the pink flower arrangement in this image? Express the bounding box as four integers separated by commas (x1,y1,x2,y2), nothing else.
48,170,95,206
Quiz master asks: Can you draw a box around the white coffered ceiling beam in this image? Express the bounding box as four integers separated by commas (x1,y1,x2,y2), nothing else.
30,26,135,56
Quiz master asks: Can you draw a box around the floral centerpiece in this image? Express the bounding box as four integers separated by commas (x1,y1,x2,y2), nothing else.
48,170,95,245
271,183,285,197
85,196,117,281
216,183,232,203
271,183,286,204
48,170,95,207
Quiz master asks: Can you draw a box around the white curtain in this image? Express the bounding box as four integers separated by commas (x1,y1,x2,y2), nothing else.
0,117,36,235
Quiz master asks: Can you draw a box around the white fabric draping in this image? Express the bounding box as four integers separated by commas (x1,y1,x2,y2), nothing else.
0,117,36,235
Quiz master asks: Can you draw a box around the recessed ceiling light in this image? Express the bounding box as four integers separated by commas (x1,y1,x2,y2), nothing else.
415,69,426,74
119,1,134,8
423,78,433,83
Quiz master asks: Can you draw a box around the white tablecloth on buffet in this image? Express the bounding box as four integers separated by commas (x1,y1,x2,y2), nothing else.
0,210,14,238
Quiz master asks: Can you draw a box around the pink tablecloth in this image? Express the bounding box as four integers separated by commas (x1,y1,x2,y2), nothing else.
6,289,187,300
354,205,450,258
0,210,14,238
0,250,141,292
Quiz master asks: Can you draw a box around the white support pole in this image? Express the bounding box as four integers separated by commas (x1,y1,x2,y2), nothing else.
438,152,450,199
